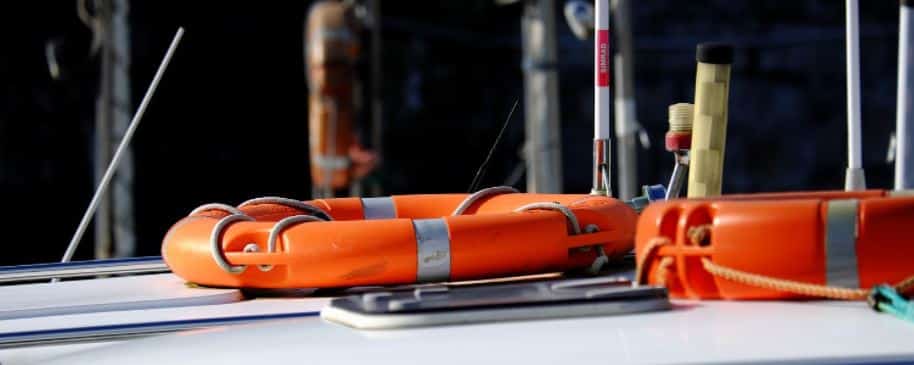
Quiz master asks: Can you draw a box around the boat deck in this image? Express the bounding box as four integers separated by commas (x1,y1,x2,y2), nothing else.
0,273,911,364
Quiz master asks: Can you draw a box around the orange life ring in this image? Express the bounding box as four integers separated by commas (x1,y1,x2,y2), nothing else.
162,188,637,288
635,190,914,300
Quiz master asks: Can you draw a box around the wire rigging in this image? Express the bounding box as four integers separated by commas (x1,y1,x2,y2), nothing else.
468,98,519,192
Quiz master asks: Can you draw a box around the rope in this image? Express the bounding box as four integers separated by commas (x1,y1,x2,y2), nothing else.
189,203,245,217
210,214,255,274
897,275,914,294
583,224,608,274
77,0,103,55
637,225,914,300
699,257,869,300
452,186,519,216
238,196,332,221
656,257,674,287
199,201,331,273
513,202,581,235
259,215,328,272
514,202,608,274
687,224,711,246
634,236,671,285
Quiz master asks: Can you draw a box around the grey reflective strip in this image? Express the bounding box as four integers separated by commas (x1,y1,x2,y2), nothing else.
824,199,860,288
413,219,451,283
889,189,914,197
361,197,396,220
312,155,350,170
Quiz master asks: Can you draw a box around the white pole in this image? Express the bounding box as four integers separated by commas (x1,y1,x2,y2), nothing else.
594,0,610,141
896,0,914,189
591,0,612,196
94,0,137,260
61,28,184,264
522,0,563,193
110,0,136,258
612,0,637,200
845,0,866,190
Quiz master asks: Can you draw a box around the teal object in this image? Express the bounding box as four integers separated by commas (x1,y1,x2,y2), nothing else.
870,285,914,323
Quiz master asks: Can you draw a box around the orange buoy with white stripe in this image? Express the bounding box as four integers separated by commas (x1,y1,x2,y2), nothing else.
635,190,914,300
163,187,638,288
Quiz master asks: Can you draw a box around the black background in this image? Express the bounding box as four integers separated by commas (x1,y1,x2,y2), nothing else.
0,1,903,265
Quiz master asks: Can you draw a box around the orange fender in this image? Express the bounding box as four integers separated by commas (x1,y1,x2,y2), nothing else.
163,191,637,288
635,190,914,299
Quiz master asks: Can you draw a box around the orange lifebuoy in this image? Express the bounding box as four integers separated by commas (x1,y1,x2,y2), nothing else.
163,188,637,288
635,190,914,300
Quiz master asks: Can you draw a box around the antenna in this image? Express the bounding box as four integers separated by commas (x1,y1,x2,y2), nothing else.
468,98,520,192
845,0,866,191
897,0,914,190
60,27,185,264
591,0,612,196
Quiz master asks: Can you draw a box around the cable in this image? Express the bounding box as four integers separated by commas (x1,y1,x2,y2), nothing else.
467,98,519,193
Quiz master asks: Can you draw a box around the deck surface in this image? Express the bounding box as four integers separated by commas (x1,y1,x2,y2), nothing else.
1,273,913,364
36,299,914,365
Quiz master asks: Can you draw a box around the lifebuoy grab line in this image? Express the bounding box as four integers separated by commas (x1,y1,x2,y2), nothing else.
162,186,638,289
634,189,914,300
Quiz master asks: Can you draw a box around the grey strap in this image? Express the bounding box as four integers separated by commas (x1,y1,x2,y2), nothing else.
413,219,451,283
824,199,860,288
362,197,396,220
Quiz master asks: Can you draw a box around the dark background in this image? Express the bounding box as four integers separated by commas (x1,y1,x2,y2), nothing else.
0,1,903,265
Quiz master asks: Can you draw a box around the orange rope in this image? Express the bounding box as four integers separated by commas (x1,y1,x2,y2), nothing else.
656,257,674,286
897,275,914,294
687,224,711,246
634,236,671,285
699,257,868,300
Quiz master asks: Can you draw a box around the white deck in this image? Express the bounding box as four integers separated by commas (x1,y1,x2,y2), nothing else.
29,300,914,365
1,274,913,364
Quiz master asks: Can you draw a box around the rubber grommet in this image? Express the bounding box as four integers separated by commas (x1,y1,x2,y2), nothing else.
696,43,734,65
665,132,692,151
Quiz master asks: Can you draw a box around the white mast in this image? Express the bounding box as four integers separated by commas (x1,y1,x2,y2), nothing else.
845,0,866,191
896,0,914,190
